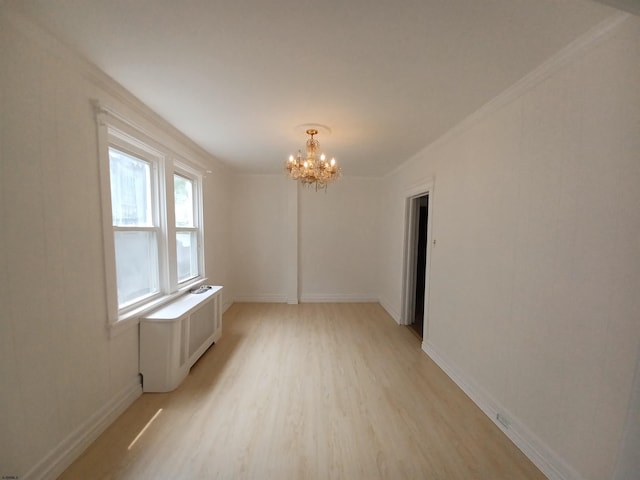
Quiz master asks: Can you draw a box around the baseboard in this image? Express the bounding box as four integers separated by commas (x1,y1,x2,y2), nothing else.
378,296,401,324
231,294,381,304
232,294,287,303
422,341,586,480
24,380,142,480
222,299,233,313
299,293,378,303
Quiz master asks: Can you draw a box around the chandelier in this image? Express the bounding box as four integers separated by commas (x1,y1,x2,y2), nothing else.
285,128,341,191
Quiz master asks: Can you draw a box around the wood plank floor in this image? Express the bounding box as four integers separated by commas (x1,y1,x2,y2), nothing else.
59,303,545,479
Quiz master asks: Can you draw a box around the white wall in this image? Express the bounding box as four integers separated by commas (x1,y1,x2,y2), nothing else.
0,10,230,479
379,15,640,480
230,175,382,303
230,174,289,302
299,177,381,302
203,166,233,309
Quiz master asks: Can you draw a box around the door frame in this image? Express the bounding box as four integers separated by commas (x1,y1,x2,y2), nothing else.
401,180,434,338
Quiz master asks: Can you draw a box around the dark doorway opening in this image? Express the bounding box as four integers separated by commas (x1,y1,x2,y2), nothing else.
410,194,428,338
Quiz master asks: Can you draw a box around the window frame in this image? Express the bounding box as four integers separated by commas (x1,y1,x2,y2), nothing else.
96,105,206,336
108,140,165,312
173,166,204,285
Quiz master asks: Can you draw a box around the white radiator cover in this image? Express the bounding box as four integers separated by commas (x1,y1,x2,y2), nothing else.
140,286,223,392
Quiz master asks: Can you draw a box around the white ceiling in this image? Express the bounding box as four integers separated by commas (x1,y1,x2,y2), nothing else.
8,0,621,176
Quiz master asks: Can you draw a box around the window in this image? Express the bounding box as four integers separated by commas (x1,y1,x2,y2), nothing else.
110,147,160,307
174,173,200,284
96,107,205,330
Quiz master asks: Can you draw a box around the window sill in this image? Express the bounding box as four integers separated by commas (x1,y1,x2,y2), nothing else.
107,278,207,338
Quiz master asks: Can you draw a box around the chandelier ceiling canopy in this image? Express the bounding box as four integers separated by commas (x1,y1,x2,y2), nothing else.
285,127,340,191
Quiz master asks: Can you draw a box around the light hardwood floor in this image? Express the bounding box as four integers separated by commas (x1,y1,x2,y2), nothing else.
59,303,545,479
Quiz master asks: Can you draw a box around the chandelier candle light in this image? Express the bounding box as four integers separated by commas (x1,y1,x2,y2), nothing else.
285,128,341,191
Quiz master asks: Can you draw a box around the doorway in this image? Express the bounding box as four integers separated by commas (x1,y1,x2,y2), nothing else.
410,195,429,338
401,183,433,342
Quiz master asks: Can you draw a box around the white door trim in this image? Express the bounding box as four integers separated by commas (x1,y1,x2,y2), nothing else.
401,180,435,337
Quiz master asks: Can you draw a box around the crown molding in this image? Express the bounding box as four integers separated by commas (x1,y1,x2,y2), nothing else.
1,4,231,176
388,11,631,179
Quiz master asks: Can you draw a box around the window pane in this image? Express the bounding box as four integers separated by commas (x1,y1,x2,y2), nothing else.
174,174,194,227
114,231,159,307
109,148,152,226
176,231,198,283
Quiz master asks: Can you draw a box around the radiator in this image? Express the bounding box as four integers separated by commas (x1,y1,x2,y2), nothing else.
139,286,223,392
